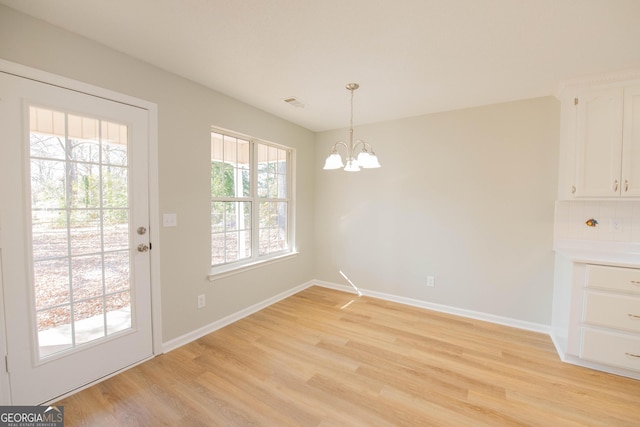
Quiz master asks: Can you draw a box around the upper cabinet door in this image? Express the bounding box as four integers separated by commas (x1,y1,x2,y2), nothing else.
574,88,624,198
621,85,640,197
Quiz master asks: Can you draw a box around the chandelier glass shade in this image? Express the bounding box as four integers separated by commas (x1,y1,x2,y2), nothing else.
323,83,381,172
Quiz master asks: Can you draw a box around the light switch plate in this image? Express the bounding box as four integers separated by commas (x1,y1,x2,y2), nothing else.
163,213,177,227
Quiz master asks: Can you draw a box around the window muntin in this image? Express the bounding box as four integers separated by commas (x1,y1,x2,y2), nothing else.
211,129,292,272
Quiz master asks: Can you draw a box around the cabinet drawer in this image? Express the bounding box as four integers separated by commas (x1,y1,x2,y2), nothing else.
584,291,640,332
586,265,640,294
581,328,640,372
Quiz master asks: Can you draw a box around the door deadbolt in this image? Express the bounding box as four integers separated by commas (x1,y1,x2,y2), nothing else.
137,226,147,235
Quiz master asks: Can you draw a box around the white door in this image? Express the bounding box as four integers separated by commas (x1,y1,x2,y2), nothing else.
0,72,153,404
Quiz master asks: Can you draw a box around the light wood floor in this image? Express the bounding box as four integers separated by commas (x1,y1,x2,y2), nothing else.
57,286,640,426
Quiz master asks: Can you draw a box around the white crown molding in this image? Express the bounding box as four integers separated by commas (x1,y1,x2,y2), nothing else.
555,67,640,99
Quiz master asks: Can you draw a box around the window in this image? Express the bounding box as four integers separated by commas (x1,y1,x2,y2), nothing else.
210,129,294,275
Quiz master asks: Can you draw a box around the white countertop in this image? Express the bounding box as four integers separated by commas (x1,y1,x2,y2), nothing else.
554,239,640,268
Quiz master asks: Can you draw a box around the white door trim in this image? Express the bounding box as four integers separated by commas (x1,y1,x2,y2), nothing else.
0,59,162,404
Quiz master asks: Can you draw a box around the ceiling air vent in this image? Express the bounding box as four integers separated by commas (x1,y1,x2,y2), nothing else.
284,97,305,108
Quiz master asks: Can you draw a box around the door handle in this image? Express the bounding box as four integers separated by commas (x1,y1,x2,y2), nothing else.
137,244,149,253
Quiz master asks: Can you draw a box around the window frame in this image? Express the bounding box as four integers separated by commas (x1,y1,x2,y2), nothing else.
209,127,296,280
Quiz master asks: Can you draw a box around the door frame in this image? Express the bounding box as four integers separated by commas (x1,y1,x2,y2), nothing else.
0,59,162,404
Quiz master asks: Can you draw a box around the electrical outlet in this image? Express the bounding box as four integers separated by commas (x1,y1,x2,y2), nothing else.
611,218,623,233
427,276,435,287
197,294,206,309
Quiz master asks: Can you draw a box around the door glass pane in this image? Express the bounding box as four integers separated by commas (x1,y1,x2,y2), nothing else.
74,297,105,345
30,159,66,209
106,292,131,334
102,121,128,166
67,115,100,162
68,163,101,209
103,210,129,251
69,210,101,255
37,306,72,358
29,108,66,159
32,211,67,259
33,259,70,310
29,106,132,360
102,165,128,208
104,252,129,293
71,255,103,301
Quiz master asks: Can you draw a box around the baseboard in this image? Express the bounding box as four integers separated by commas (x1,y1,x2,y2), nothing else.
162,278,551,354
549,329,569,362
561,353,640,381
312,280,551,335
162,280,316,353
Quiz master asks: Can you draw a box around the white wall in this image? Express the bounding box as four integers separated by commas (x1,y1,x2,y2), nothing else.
0,5,316,343
314,97,560,324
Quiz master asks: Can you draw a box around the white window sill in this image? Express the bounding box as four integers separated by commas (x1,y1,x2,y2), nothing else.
208,251,299,281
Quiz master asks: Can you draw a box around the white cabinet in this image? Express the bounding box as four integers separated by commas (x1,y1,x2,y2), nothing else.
622,85,640,197
574,88,623,198
558,80,640,199
581,329,640,372
567,264,640,375
579,265,640,372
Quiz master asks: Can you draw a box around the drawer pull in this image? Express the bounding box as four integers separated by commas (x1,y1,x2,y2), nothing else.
629,314,640,319
625,352,640,358
631,281,640,286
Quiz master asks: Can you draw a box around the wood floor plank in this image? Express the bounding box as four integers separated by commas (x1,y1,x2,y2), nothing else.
56,286,640,426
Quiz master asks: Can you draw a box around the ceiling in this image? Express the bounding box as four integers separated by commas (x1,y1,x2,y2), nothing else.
2,0,640,132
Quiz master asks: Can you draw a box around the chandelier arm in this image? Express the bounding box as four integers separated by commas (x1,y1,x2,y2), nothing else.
330,140,349,154
353,139,373,153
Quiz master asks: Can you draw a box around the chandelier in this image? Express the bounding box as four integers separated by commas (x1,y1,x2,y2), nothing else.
323,83,381,172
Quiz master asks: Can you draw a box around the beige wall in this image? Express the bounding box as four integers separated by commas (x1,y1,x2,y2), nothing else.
0,6,316,342
1,4,560,339
314,97,560,324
